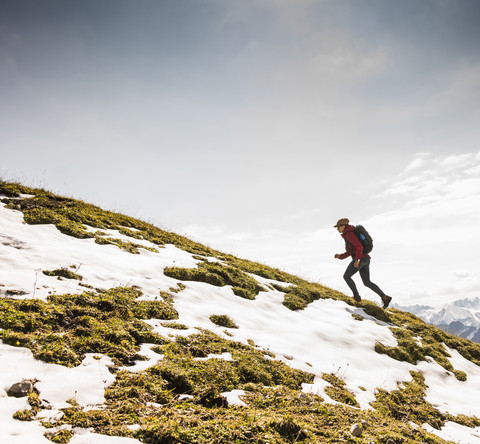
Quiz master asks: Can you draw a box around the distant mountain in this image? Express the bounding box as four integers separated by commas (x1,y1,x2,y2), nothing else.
2,180,480,444
398,297,480,343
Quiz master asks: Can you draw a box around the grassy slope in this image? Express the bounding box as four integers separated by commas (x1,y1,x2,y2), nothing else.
1,180,480,443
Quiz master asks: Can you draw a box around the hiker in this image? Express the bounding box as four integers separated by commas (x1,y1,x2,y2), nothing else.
333,218,392,308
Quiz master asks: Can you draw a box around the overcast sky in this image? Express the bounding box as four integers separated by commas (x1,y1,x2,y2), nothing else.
1,0,479,306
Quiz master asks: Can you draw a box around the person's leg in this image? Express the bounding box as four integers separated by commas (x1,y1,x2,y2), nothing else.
358,258,386,297
343,260,360,299
358,258,392,307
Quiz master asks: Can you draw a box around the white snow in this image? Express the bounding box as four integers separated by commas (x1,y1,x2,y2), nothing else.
417,345,480,417
424,421,480,444
2,199,480,443
69,430,141,444
0,343,116,443
220,390,247,407
0,204,198,301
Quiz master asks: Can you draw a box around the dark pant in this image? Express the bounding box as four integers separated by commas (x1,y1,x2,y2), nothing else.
343,257,386,298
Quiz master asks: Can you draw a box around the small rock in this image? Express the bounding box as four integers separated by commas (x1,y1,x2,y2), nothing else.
350,423,363,437
361,419,369,428
7,380,34,398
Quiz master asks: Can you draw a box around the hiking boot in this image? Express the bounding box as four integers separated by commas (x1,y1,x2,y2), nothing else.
353,295,362,303
381,295,392,309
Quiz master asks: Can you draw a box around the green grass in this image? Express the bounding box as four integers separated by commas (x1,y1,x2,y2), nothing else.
94,235,158,254
44,430,74,443
372,371,446,429
282,293,308,311
5,289,28,296
43,268,83,280
13,390,43,421
40,331,468,443
0,286,175,367
371,370,480,431
161,321,189,330
164,261,265,300
374,309,480,380
45,377,455,443
321,373,359,407
209,314,238,329
30,322,480,442
169,282,187,293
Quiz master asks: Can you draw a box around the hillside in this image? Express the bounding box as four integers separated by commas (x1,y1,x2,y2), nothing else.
1,180,480,444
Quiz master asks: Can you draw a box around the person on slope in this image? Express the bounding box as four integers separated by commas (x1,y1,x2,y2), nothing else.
333,218,392,308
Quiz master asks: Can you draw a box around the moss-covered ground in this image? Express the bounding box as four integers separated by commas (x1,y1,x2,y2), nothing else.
37,330,470,443
43,267,83,281
322,373,359,407
372,370,480,430
1,282,477,443
164,262,266,300
0,286,176,367
3,180,480,442
375,309,479,380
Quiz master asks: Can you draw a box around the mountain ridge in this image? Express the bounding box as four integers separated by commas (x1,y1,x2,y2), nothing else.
399,298,480,344
1,179,480,443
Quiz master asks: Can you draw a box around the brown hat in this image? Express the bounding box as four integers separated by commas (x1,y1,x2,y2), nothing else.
333,218,349,228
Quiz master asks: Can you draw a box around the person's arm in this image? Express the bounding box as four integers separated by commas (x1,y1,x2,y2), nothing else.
344,231,364,265
335,251,350,260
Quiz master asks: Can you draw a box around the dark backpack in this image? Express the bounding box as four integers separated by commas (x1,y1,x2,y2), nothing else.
353,225,373,254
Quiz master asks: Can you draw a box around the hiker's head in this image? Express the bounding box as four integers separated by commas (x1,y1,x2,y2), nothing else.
334,218,349,233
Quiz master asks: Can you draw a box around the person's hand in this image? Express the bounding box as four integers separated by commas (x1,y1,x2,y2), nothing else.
334,254,340,259
354,259,361,268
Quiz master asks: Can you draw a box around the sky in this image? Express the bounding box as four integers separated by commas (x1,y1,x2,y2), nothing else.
2,200,480,443
1,0,479,306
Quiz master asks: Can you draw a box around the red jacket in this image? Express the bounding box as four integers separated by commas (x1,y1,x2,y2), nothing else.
338,225,369,260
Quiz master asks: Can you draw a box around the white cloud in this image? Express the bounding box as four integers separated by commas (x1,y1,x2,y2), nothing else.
453,271,470,279
376,152,480,203
404,154,429,172
440,153,473,169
